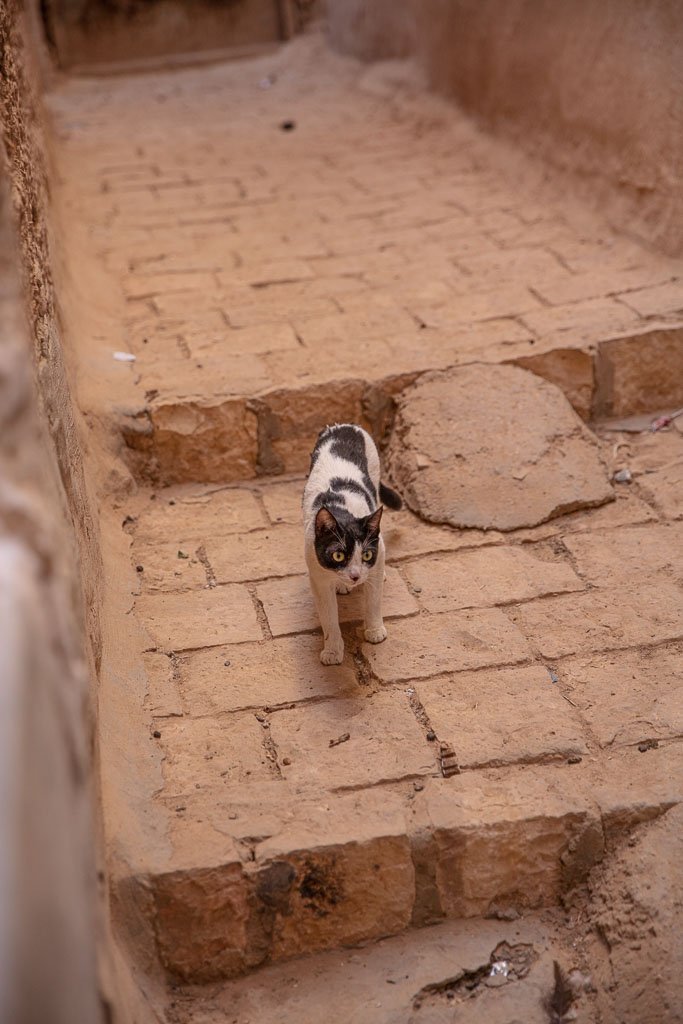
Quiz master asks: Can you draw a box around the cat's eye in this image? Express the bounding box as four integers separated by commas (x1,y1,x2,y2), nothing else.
362,550,374,562
332,551,345,563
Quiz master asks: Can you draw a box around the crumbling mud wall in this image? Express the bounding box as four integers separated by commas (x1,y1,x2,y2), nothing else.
0,136,102,1024
327,0,683,258
0,4,153,1022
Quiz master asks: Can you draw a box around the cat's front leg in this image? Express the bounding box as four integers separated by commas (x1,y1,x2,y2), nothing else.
310,572,344,664
363,537,387,644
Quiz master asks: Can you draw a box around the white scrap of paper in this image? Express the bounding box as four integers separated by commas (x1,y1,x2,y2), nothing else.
113,351,136,362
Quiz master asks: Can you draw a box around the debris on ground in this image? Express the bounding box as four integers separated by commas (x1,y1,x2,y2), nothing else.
329,731,350,748
651,407,683,432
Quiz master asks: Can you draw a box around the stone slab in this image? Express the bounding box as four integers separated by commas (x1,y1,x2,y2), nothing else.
133,541,207,592
177,635,361,714
510,582,683,659
155,713,272,799
564,523,683,586
205,525,304,583
269,690,436,788
363,608,533,682
134,487,266,542
416,665,587,768
386,363,613,531
558,644,683,747
403,545,583,613
135,585,262,650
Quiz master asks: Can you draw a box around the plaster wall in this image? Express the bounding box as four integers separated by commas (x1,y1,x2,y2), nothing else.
327,0,683,257
0,4,156,1021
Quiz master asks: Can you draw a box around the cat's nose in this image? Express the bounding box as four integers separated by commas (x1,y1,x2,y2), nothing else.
349,569,361,582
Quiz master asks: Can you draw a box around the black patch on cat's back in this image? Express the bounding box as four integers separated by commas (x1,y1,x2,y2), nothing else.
329,476,375,511
311,424,378,500
328,424,369,472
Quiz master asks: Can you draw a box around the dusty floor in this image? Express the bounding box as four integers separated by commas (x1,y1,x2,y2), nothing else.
44,29,683,1023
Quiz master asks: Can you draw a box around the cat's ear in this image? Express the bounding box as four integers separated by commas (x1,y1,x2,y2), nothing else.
365,506,383,536
315,506,339,536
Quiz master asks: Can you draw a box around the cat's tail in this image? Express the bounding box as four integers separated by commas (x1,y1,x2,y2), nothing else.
379,482,403,511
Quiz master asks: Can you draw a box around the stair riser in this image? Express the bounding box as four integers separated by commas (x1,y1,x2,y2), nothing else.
120,327,683,486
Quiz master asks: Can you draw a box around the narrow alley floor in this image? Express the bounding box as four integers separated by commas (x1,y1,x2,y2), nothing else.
44,28,683,1022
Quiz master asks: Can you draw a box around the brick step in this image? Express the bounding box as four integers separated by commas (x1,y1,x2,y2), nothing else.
124,747,681,985
118,320,683,487
118,472,683,985
163,911,594,1023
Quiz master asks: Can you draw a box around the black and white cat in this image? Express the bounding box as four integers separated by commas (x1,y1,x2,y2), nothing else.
303,423,402,665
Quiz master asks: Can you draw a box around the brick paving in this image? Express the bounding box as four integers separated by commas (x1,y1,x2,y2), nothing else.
45,32,683,985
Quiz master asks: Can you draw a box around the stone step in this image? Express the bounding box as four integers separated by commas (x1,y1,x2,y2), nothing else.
117,319,683,487
164,910,596,1023
124,745,681,985
118,470,683,986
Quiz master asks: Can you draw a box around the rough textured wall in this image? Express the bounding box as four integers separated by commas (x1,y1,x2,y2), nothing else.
327,0,683,257
0,155,102,1024
0,3,106,1021
325,0,415,60
0,0,103,665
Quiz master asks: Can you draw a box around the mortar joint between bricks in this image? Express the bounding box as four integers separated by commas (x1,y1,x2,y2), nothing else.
246,584,274,641
404,687,445,772
256,708,282,779
195,543,217,588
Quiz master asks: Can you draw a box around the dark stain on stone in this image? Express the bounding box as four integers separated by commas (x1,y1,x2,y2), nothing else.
298,856,343,918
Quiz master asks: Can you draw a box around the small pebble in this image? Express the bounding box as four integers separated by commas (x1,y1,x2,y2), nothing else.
280,120,296,131
224,660,231,667
168,499,176,505
413,584,422,593
282,757,292,766
152,730,161,739
613,468,632,484
136,564,144,573
228,812,238,820
413,780,424,792
426,730,436,741
568,755,582,764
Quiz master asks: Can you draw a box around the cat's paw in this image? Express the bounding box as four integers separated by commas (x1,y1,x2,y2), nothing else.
364,625,387,644
320,645,344,665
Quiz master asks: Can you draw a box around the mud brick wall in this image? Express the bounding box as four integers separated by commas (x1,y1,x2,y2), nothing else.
0,155,102,1024
327,0,683,259
0,4,103,1021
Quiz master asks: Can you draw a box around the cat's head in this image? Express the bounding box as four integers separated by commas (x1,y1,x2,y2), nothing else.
314,505,383,588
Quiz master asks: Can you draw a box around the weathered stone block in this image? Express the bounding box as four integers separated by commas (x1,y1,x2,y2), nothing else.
151,856,250,981
255,798,415,961
416,665,587,768
564,523,683,586
269,690,435,788
422,776,603,917
511,582,683,659
386,363,613,531
403,545,583,613
558,645,683,747
135,585,261,650
177,635,360,715
206,524,304,583
156,714,272,798
363,607,532,681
